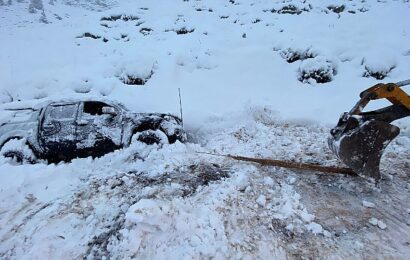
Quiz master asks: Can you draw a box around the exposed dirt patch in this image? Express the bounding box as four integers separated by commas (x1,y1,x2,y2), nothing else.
175,27,195,35
196,8,213,12
294,164,410,258
271,5,311,15
86,216,125,258
77,32,101,40
129,163,230,197
327,5,345,14
100,14,139,22
252,18,261,24
358,7,369,13
84,162,230,258
139,27,152,36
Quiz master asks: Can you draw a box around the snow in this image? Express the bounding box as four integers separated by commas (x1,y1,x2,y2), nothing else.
0,137,37,163
369,217,379,226
306,222,323,235
263,176,274,186
362,200,376,208
2,0,410,123
1,0,410,258
256,194,266,207
377,220,387,230
369,218,387,230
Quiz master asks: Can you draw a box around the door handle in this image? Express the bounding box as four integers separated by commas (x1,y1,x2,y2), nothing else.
76,120,88,126
43,124,54,131
42,121,61,135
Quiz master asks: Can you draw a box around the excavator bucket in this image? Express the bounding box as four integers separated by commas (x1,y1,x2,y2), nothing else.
329,117,400,184
328,80,410,185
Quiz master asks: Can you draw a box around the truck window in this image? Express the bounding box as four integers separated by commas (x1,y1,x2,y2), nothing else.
83,101,107,115
48,104,77,119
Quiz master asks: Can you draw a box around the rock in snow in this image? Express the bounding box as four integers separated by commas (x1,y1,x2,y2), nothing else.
306,222,323,235
362,200,376,208
377,220,387,230
256,195,267,207
369,218,379,226
263,177,274,187
369,218,387,230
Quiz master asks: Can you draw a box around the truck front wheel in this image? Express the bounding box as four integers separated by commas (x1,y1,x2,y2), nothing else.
131,130,168,145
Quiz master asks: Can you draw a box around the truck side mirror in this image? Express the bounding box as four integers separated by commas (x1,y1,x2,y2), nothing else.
102,107,117,116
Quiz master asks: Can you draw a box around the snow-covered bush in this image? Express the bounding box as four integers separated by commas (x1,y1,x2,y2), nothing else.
327,5,345,14
280,48,316,63
28,0,43,13
297,56,336,84
271,4,311,15
100,14,139,22
118,70,153,85
119,74,149,85
362,55,396,80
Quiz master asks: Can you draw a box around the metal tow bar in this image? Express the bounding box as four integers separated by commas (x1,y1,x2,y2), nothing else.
197,152,356,175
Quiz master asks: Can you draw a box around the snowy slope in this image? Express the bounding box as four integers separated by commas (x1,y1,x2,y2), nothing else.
1,0,410,124
1,0,410,259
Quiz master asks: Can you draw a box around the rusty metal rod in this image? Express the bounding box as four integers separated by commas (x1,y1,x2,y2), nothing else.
197,151,356,176
396,79,410,87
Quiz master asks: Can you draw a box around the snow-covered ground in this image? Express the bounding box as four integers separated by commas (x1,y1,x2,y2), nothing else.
1,0,410,258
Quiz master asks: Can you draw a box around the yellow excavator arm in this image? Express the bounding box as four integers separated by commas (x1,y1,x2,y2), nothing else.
360,82,410,109
329,79,410,186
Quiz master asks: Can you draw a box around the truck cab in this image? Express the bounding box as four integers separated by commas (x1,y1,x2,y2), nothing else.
0,99,186,163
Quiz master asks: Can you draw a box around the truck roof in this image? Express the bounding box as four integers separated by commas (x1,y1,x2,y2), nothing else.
0,98,127,111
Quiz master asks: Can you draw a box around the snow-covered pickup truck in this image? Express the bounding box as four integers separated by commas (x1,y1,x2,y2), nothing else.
0,99,186,163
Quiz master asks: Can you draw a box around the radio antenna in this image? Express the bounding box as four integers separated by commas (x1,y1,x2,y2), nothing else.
178,88,184,127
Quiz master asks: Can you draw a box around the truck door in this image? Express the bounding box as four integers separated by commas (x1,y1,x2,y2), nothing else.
40,103,79,156
76,101,122,153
